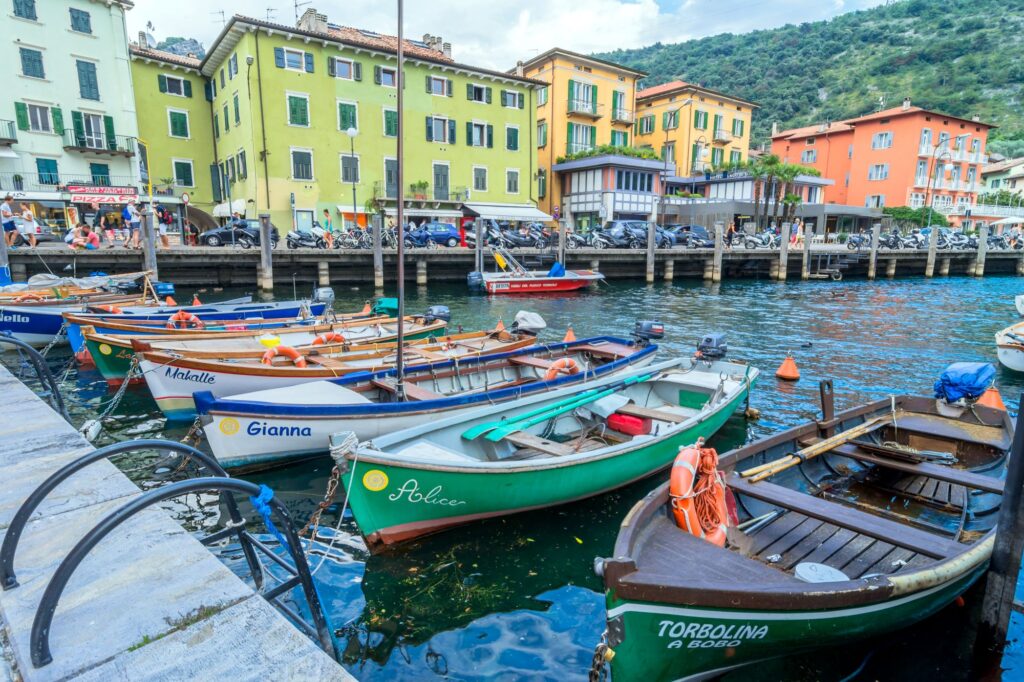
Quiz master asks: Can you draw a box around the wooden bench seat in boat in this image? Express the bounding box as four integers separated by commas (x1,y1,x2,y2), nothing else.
508,356,556,370
616,404,688,424
404,347,448,362
728,475,965,559
503,432,575,456
830,443,1004,495
370,379,444,401
303,355,350,370
573,342,635,359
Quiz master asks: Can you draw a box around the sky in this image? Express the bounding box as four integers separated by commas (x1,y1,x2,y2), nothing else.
127,0,889,70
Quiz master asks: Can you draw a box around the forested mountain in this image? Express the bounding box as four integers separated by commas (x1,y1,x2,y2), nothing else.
596,0,1024,155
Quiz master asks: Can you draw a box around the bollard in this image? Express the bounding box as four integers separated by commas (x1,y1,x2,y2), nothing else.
416,258,427,285
801,228,811,280
258,213,274,292
645,221,656,283
973,224,989,277
867,224,881,280
886,257,897,278
318,261,329,286
663,259,674,282
590,259,600,273
372,213,384,289
938,257,950,277
712,223,723,283
777,223,790,282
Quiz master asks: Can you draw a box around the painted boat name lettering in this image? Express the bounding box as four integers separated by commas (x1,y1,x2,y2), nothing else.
657,620,768,649
246,421,312,437
0,314,29,324
164,367,216,384
388,479,466,507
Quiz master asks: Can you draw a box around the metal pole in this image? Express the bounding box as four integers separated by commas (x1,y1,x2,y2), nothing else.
144,193,159,280
394,0,405,401
350,135,358,231
372,211,384,289
258,213,273,291
475,219,484,272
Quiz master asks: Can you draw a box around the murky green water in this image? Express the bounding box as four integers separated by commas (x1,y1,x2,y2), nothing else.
19,274,1024,680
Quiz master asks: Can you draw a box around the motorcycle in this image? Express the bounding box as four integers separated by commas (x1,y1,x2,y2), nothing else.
743,230,779,249
987,233,1010,251
498,227,548,249
881,230,904,249
285,223,328,249
591,226,640,250
846,232,870,251
902,229,928,250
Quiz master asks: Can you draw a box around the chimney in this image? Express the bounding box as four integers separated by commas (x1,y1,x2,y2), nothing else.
817,122,828,133
187,52,197,59
423,33,433,45
515,60,524,77
901,97,911,110
138,31,146,47
771,122,779,136
297,8,327,33
443,42,452,58
971,114,981,122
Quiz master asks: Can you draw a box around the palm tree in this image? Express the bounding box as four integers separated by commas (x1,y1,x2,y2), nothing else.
744,159,768,231
758,155,781,229
772,165,801,228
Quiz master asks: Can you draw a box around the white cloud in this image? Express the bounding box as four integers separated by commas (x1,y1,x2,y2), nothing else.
127,0,887,71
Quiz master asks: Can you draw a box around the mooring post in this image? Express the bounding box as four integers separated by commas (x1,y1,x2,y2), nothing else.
416,258,427,285
801,226,811,280
663,259,674,282
645,221,656,283
886,257,897,278
317,261,329,286
975,394,1024,667
372,213,384,289
590,259,599,273
475,219,484,273
712,222,723,283
925,222,939,277
939,257,950,276
258,213,274,292
143,205,159,280
777,223,791,282
867,224,881,280
973,224,989,277
1017,253,1024,276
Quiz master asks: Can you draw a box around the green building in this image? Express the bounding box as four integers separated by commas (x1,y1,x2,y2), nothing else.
200,10,546,231
129,43,217,228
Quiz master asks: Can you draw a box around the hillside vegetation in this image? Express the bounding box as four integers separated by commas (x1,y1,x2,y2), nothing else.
596,0,1024,155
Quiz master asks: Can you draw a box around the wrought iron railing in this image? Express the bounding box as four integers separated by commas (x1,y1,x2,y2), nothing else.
62,130,136,156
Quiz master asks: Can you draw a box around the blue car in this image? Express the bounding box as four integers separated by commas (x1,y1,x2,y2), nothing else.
405,221,461,247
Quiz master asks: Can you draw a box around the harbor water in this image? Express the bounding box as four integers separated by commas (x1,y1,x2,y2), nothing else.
21,274,1024,680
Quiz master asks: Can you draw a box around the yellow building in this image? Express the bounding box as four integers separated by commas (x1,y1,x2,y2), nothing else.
515,48,646,221
634,80,756,177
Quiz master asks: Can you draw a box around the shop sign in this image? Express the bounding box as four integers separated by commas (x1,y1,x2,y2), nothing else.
67,185,138,204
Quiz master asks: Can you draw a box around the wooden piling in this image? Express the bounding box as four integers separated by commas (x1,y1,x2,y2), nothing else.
939,257,950,277
867,225,881,280
258,213,274,292
372,213,384,289
416,258,427,285
777,223,790,282
973,224,989,277
801,228,811,280
1017,254,1024,276
712,222,723,283
925,224,938,277
645,222,656,284
590,259,600,273
317,261,329,286
886,257,897,278
663,259,674,282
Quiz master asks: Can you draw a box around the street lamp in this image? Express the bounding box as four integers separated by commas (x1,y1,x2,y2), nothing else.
689,135,710,228
924,147,954,277
345,127,358,230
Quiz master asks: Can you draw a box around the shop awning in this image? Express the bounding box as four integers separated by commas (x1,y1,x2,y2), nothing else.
462,202,552,222
335,204,369,214
384,207,463,219
184,206,218,231
991,216,1023,225
211,199,249,217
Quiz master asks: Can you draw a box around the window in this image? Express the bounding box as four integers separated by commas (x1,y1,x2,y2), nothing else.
338,101,357,131
663,110,679,130
871,131,893,149
36,158,58,184
693,110,709,130
805,137,816,145
732,118,745,137
160,75,186,96
330,57,355,80
468,122,490,148
865,195,885,208
638,115,655,135
287,94,309,126
567,122,595,154
276,48,310,73
538,169,547,199
568,79,595,114
713,114,724,135
538,86,548,106
801,149,817,163
69,8,91,33
13,0,35,20
506,169,520,194
915,160,928,182
236,150,247,179
89,163,109,186
213,114,219,139
501,90,524,109
20,48,44,79
76,61,99,100
376,66,397,87
291,149,313,180
473,166,487,192
383,109,397,137
426,116,452,143
340,154,359,183
937,132,950,149
467,84,490,103
505,125,519,151
537,122,547,148
80,113,104,148
26,104,51,132
615,170,653,192
920,128,931,148
428,76,450,96
612,130,629,147
173,159,194,187
711,148,724,166
868,163,889,180
228,54,238,79
233,94,240,125
730,150,742,164
168,109,190,138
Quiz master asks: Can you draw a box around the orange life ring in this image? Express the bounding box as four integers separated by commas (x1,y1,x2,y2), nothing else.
311,332,346,346
14,293,43,303
669,440,729,547
165,310,205,330
261,345,307,368
544,357,580,381
96,304,124,314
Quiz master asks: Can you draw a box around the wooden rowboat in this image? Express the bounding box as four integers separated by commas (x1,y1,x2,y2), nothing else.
339,357,756,552
995,320,1024,372
597,381,1011,682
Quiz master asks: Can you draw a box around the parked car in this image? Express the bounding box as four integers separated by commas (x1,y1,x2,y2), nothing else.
11,216,61,246
666,224,714,248
604,221,676,248
408,221,461,247
200,220,280,248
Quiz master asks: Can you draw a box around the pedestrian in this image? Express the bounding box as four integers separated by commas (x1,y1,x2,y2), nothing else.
18,207,38,248
322,209,334,248
184,219,199,246
725,222,737,249
790,218,801,247
128,200,142,248
156,203,171,248
1,195,16,249
70,223,99,250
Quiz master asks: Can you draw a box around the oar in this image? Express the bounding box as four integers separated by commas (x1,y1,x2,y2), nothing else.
484,374,654,443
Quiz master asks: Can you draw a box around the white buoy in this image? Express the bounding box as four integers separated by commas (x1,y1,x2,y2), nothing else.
80,419,102,442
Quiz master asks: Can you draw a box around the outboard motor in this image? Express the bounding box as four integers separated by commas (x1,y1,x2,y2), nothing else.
423,305,451,323
697,333,728,360
510,311,547,337
312,287,336,310
467,271,484,289
632,320,665,347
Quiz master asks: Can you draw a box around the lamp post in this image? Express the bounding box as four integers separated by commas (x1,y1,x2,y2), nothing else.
345,127,358,230
689,135,710,228
924,147,954,277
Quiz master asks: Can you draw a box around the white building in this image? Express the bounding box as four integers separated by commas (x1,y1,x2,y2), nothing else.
1,0,140,230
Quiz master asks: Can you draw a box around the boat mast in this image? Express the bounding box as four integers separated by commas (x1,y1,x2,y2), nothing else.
394,0,406,400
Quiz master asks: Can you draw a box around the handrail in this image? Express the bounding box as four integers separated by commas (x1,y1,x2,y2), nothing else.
29,477,335,667
0,440,261,591
0,333,70,423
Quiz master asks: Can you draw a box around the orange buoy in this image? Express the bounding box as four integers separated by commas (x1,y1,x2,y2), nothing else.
261,345,307,368
775,355,800,381
495,319,505,332
192,295,202,306
563,326,577,343
544,357,580,381
361,301,371,314
165,296,177,306
311,332,346,346
977,386,1006,411
669,441,729,547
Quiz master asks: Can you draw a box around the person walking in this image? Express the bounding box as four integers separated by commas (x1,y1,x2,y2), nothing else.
127,200,142,248
155,203,171,248
322,209,334,248
2,195,17,249
18,207,38,248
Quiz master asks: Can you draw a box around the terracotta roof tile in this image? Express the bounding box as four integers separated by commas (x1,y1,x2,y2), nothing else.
636,80,690,99
772,121,853,140
130,45,201,69
328,26,455,63
982,157,1024,175
844,105,994,128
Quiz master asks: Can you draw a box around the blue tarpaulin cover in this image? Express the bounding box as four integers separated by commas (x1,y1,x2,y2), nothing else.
934,362,996,402
547,262,566,277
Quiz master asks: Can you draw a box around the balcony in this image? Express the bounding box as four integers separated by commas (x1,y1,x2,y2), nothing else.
370,182,469,205
62,130,136,157
566,143,595,155
611,108,634,124
713,128,734,143
0,120,15,146
0,172,136,194
567,99,603,119
914,176,929,189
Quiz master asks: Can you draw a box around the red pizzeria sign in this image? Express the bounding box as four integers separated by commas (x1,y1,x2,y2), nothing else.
66,185,138,204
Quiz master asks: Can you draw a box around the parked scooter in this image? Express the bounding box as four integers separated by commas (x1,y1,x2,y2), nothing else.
403,225,441,249
498,225,548,249
987,233,1010,251
743,229,779,249
881,229,904,249
285,223,328,249
946,231,970,250
846,232,870,251
902,229,928,250
592,224,641,249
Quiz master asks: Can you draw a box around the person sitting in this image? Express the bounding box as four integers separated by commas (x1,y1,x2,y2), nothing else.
70,224,100,250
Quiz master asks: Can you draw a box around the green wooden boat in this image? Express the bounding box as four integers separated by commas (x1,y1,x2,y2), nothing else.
335,357,757,553
596,382,1011,682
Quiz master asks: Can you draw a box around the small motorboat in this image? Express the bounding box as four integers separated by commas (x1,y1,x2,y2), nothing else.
195,327,664,472
1015,294,1024,316
339,354,756,552
469,247,603,295
595,367,1010,682
995,320,1024,372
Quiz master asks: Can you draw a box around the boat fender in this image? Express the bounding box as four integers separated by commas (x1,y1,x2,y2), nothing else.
165,310,205,330
669,440,730,547
14,293,43,303
312,332,346,346
544,357,580,381
96,304,124,314
261,345,308,368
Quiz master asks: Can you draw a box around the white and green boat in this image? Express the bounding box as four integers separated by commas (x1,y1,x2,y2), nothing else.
336,357,757,552
596,383,1011,681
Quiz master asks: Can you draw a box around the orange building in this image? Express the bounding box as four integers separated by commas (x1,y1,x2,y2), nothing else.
772,99,994,222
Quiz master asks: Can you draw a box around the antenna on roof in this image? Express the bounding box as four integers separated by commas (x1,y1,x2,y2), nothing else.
211,10,226,26
265,7,277,21
294,0,311,22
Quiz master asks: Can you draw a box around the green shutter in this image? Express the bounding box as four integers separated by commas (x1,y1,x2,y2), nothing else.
466,83,474,99
426,116,433,142
14,102,29,131
71,111,84,145
590,125,596,147
425,75,432,93
612,90,619,112
103,116,115,150
184,80,193,98
590,84,597,113
691,143,699,169
486,124,493,149
623,132,628,147
662,112,668,130
51,108,64,135
466,121,473,146
518,93,524,109
568,79,574,105
484,87,492,104
158,75,168,93
567,122,574,154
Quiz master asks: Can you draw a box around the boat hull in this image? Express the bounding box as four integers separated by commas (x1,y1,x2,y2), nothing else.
605,564,985,682
483,271,602,295
0,305,71,347
344,385,749,550
1016,294,1024,316
996,344,1024,372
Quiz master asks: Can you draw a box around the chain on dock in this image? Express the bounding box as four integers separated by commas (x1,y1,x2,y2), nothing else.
299,465,341,539
589,634,612,682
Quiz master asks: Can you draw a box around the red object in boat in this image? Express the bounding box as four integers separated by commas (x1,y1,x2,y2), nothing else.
481,270,604,295
607,413,651,436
